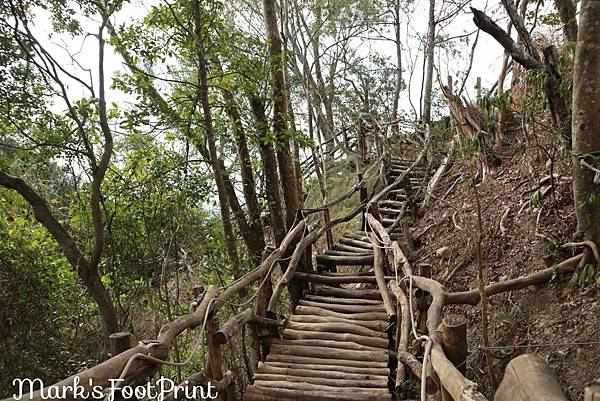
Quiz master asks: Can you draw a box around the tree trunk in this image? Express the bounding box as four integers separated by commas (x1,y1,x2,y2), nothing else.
572,0,600,245
553,0,578,43
250,97,287,246
391,0,402,135
213,58,266,261
263,0,302,228
193,0,241,279
422,0,436,126
0,172,119,337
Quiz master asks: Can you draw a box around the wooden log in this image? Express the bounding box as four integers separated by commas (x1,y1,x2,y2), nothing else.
430,342,488,401
446,253,584,305
266,337,384,353
266,354,389,369
585,387,600,401
325,249,372,257
389,280,411,393
256,361,387,380
271,344,389,363
253,373,388,388
286,320,388,339
397,351,438,394
298,299,386,313
205,317,224,400
1,342,167,401
288,314,388,332
494,354,567,401
295,271,394,283
293,305,389,323
252,379,391,394
312,285,382,300
441,314,468,401
158,285,218,346
283,328,388,349
214,308,253,345
333,243,375,254
315,254,374,266
305,294,384,305
245,386,391,401
109,332,133,356
369,232,397,324
442,314,467,374
263,361,388,376
340,237,374,250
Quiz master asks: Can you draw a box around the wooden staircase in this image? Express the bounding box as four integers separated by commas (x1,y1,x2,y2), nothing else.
245,287,392,401
245,157,426,401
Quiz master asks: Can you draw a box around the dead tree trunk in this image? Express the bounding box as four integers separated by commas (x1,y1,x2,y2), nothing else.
572,0,600,245
472,6,572,145
391,0,402,135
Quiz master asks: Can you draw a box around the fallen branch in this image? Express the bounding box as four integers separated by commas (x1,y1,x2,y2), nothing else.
446,253,584,305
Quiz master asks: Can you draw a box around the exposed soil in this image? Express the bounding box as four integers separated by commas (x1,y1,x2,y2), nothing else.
413,150,600,400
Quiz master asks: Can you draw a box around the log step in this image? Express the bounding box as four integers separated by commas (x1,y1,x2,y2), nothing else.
312,285,382,300
246,384,392,401
283,327,389,348
286,319,388,339
298,299,386,313
304,294,383,306
333,243,374,254
257,361,387,380
263,361,389,376
315,254,374,266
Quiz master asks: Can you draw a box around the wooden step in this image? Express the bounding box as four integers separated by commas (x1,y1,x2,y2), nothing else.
298,299,386,314
304,294,383,306
324,249,372,257
339,237,373,250
312,285,382,300
291,307,389,327
246,384,391,401
257,361,387,380
253,373,388,388
282,328,388,349
294,272,394,284
263,361,389,376
288,314,388,332
286,320,388,339
266,354,388,369
315,254,374,266
266,338,385,354
333,243,374,254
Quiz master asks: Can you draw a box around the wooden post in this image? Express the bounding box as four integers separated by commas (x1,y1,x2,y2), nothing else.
108,332,133,357
495,354,567,401
440,314,468,401
585,386,600,401
476,77,482,101
206,317,225,401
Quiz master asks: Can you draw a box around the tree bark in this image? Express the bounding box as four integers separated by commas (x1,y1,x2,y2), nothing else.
553,0,578,43
249,97,287,246
422,0,436,126
572,0,600,245
263,0,302,228
391,0,402,135
193,0,241,279
212,58,265,261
